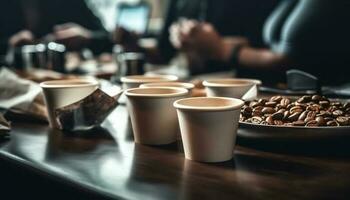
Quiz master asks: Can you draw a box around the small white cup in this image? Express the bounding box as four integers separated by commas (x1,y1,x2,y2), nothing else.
140,82,195,96
121,75,178,89
203,78,261,99
120,75,178,104
125,87,188,145
174,97,244,162
40,79,99,129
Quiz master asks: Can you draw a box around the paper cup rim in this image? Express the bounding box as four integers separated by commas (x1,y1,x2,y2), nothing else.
40,79,99,89
174,97,244,111
120,75,178,84
140,82,195,90
125,87,188,98
203,78,261,88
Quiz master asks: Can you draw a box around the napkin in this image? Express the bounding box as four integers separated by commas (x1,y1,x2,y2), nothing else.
0,68,47,120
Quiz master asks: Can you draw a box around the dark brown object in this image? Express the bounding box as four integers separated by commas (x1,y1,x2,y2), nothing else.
311,95,322,102
292,120,305,126
316,116,326,126
54,89,121,131
336,116,349,126
306,120,318,127
327,120,340,126
290,106,303,114
297,95,312,103
270,96,283,103
280,98,291,107
262,107,275,115
240,95,350,127
265,101,278,107
288,112,301,121
251,116,263,124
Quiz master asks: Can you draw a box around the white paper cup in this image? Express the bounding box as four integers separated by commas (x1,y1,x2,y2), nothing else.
40,79,99,129
119,75,178,104
203,78,261,99
121,75,178,89
140,82,195,96
174,97,244,162
125,87,188,145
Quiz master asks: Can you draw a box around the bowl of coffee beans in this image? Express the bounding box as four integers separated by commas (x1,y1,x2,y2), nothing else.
238,95,350,140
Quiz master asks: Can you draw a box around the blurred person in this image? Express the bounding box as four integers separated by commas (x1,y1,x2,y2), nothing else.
114,0,279,74
0,0,111,55
171,0,350,85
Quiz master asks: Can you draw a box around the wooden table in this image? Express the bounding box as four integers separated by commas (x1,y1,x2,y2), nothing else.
1,105,350,200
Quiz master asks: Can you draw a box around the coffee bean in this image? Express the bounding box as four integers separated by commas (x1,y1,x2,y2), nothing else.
331,102,342,107
283,111,290,120
258,99,268,105
250,101,263,108
251,116,263,124
288,112,301,121
306,111,316,119
319,101,330,108
262,107,275,114
307,105,321,112
304,117,314,123
287,103,295,109
276,104,286,109
260,121,269,125
343,102,350,109
298,111,309,121
336,116,349,126
315,116,326,126
292,121,305,126
327,120,339,126
311,95,322,102
242,106,253,117
290,106,304,114
270,96,283,103
265,116,274,125
346,107,350,114
297,95,312,103
280,98,291,107
333,110,344,117
306,120,318,127
317,111,332,117
295,102,307,109
265,101,278,107
240,96,350,127
252,107,263,116
271,112,284,120
277,109,286,113
274,120,284,125
324,117,333,122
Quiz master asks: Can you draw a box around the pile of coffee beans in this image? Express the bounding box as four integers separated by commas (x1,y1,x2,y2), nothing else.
240,95,350,127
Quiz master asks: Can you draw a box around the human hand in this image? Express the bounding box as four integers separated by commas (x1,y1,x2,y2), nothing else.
9,30,35,47
171,22,249,62
53,23,92,50
169,19,198,49
112,26,140,51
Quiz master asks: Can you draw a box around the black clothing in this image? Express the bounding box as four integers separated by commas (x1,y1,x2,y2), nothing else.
263,0,350,85
0,0,110,55
158,0,279,74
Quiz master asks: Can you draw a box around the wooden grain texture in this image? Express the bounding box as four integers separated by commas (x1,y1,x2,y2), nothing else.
0,105,350,200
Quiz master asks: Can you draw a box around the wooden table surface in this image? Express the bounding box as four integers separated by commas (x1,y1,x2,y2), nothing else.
1,105,350,200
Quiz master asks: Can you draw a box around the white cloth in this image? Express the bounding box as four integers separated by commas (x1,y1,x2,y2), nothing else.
0,68,42,111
